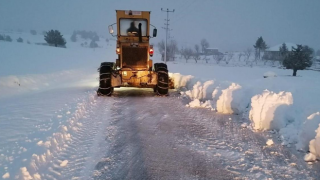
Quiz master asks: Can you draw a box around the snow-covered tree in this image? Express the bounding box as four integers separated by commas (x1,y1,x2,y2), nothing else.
44,30,66,47
17,37,23,43
0,34,4,40
5,35,12,42
283,45,313,76
89,40,98,48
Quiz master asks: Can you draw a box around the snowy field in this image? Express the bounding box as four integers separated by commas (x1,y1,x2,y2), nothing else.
1,30,320,179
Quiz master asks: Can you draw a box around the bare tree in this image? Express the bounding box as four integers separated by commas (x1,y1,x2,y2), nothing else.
200,39,209,54
213,54,224,64
238,52,243,61
158,40,178,61
181,47,193,63
203,54,210,63
168,40,178,61
195,44,200,54
191,44,201,63
244,48,252,65
226,52,234,64
157,40,165,58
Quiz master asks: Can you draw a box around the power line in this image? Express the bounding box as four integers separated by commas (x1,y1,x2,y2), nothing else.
171,0,197,24
161,8,175,64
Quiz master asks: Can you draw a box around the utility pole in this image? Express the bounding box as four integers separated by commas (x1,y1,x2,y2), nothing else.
161,8,174,64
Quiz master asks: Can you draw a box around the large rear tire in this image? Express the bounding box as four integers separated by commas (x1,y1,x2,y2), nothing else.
154,63,169,96
97,62,114,96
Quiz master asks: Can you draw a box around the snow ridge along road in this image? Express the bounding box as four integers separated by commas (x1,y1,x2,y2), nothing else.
7,90,113,180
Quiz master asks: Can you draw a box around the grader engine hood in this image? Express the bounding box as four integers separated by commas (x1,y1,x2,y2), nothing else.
122,46,148,68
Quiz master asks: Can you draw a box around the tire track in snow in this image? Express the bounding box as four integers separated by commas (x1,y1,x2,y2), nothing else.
93,89,319,180
45,96,115,180
14,91,110,180
94,90,237,180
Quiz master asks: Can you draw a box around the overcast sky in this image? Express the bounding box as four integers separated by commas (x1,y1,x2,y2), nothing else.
0,0,319,51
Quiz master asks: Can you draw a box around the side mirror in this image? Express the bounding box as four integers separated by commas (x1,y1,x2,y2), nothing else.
108,25,114,34
153,28,157,37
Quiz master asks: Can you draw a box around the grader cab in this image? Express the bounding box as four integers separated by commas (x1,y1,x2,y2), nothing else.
97,10,169,96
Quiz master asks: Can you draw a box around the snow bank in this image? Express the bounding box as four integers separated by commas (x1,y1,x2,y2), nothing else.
216,83,241,114
171,72,320,160
184,80,216,101
172,73,256,116
216,83,252,114
306,123,320,161
18,167,33,180
296,112,320,151
172,73,254,115
249,90,293,130
169,73,194,90
19,91,97,178
279,123,299,146
187,99,213,109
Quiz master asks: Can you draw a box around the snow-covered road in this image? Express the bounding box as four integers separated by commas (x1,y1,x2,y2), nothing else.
1,87,320,179
90,89,320,180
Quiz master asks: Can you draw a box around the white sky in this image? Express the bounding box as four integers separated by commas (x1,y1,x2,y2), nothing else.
0,0,319,51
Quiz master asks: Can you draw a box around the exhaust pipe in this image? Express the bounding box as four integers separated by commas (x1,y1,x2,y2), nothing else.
138,23,142,43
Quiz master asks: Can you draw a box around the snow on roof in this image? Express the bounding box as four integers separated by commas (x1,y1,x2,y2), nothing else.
266,43,297,51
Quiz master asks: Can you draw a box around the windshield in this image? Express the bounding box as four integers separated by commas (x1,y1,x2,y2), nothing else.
120,19,147,36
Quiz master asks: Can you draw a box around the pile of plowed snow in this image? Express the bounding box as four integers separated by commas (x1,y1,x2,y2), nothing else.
170,71,320,161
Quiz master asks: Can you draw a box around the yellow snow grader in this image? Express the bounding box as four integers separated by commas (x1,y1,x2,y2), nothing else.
97,10,169,96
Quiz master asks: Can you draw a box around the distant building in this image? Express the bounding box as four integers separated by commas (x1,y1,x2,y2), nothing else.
204,48,221,55
263,43,297,60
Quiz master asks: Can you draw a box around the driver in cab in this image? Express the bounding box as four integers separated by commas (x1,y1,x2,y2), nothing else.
127,21,139,36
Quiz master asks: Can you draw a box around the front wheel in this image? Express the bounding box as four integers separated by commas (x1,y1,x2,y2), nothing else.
154,63,169,96
97,62,114,96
